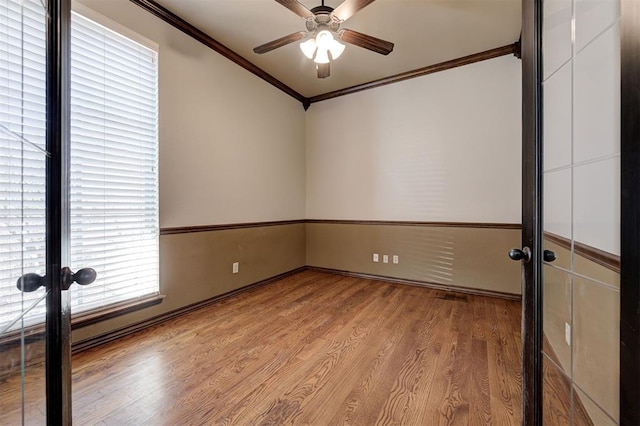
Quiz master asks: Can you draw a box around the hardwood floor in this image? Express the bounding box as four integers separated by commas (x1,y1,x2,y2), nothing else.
0,270,523,425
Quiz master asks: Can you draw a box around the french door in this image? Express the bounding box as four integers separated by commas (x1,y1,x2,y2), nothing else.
518,0,637,424
1,0,93,423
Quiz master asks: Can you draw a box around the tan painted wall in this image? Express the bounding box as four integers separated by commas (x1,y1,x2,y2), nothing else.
306,223,522,295
73,223,306,342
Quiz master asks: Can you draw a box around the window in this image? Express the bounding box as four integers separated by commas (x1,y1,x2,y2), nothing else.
69,11,159,315
0,1,159,332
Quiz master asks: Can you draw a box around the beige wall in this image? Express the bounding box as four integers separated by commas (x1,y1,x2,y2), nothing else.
307,223,521,295
76,0,307,228
305,55,522,223
542,0,621,421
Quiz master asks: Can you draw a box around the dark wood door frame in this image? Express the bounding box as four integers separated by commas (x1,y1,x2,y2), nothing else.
620,0,640,423
520,0,543,423
45,0,72,423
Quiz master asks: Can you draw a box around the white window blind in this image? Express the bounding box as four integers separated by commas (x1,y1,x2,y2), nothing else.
69,12,159,313
0,0,48,332
0,1,159,332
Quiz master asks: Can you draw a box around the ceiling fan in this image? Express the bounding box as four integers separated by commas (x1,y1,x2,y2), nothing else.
253,0,394,79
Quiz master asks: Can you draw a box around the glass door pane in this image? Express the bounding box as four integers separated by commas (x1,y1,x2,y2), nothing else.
2,1,96,422
542,0,621,422
0,142,48,424
0,0,49,423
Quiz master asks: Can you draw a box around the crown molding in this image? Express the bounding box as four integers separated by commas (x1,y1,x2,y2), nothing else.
307,43,519,104
130,0,519,109
129,0,307,104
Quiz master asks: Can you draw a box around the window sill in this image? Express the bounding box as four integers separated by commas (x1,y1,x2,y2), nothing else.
0,294,165,346
72,293,165,329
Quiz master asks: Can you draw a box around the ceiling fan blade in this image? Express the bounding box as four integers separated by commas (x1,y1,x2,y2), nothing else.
332,0,376,22
275,0,315,19
253,32,307,54
317,63,330,79
339,29,394,55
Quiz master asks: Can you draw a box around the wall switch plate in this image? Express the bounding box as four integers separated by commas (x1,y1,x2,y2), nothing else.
383,255,389,264
392,255,399,264
233,262,239,274
565,322,571,346
373,253,379,262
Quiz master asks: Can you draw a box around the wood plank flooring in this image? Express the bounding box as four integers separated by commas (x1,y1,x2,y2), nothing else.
0,270,523,425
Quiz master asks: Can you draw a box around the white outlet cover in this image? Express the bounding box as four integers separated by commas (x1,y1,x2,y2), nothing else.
383,255,389,263
392,255,399,264
373,253,379,262
565,322,571,346
233,262,239,274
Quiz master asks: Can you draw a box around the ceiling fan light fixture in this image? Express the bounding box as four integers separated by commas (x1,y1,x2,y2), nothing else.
255,0,394,79
328,39,345,60
302,29,345,64
315,30,334,50
300,38,317,59
314,47,330,64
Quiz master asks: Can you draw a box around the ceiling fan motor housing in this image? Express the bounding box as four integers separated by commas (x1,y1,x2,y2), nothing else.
306,6,341,33
310,5,334,14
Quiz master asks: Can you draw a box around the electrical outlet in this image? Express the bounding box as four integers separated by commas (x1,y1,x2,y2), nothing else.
392,255,399,264
565,322,571,346
373,253,379,263
233,262,239,274
383,255,389,264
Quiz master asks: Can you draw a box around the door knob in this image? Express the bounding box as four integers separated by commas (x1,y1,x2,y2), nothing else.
16,267,97,293
509,246,532,263
61,267,97,290
543,249,557,262
16,273,45,292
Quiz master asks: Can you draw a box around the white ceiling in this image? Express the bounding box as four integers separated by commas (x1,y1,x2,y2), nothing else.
152,0,522,98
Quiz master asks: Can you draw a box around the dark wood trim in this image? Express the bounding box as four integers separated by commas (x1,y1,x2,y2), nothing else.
521,0,544,423
160,219,306,235
544,232,620,273
0,294,164,347
307,43,518,104
161,219,521,235
128,1,519,108
306,266,522,301
575,241,619,273
72,267,306,354
71,294,165,329
128,0,307,106
542,232,570,249
620,0,640,422
306,219,521,229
